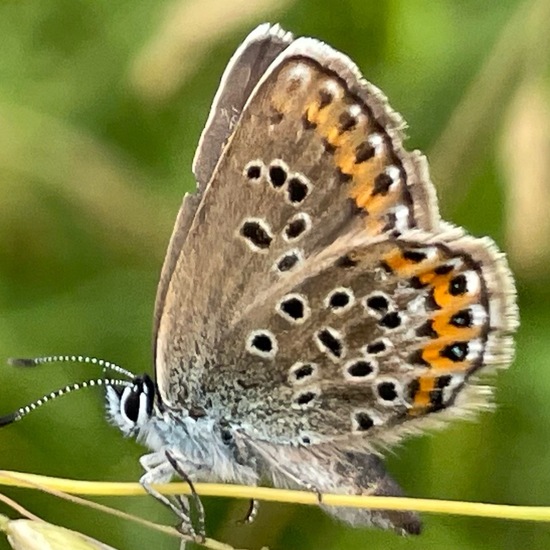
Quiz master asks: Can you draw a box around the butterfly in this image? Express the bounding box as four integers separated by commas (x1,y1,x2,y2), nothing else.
1,23,518,538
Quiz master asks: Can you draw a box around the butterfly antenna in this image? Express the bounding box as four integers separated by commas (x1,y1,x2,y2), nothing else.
0,378,131,427
7,355,135,379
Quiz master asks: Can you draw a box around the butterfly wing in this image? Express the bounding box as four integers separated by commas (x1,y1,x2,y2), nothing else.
154,26,517,534
223,223,515,534
217,226,516,445
153,23,293,347
155,32,442,405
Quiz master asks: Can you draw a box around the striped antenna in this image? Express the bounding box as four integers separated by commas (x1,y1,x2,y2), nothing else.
0,378,132,427
8,355,135,380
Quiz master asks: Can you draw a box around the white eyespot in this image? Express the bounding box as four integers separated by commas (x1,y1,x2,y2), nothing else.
446,270,481,298
367,133,385,156
339,104,365,131
319,79,342,99
351,409,383,432
463,271,480,295
347,104,362,118
392,204,410,232
384,165,401,190
325,287,355,314
374,377,403,406
436,373,464,407
364,338,393,356
267,159,290,190
363,292,391,316
238,218,274,253
291,386,320,409
446,257,464,271
423,247,439,261
273,248,304,274
246,330,278,359
276,293,310,324
287,63,313,87
469,304,488,325
378,310,406,332
314,327,346,362
285,174,311,206
243,160,265,181
466,338,484,361
402,246,438,264
343,358,378,381
288,362,318,385
439,373,465,404
283,212,312,242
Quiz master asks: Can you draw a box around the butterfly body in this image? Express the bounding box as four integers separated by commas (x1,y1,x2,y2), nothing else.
104,23,517,536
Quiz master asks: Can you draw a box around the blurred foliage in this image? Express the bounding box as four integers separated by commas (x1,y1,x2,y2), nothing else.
0,0,549,549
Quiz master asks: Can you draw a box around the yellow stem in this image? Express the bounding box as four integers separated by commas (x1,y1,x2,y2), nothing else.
0,470,549,523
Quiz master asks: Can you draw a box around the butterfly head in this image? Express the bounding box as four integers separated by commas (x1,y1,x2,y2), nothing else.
105,373,158,437
0,355,163,441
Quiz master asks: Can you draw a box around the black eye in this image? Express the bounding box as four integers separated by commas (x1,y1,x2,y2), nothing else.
123,389,141,423
121,374,156,424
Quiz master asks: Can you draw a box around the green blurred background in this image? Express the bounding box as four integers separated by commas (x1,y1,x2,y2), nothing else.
0,0,549,548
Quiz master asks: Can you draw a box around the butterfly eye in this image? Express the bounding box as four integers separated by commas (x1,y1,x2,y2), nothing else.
120,375,155,425
121,386,141,423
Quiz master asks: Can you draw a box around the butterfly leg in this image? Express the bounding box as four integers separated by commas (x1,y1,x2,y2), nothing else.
139,450,204,540
165,449,206,540
140,468,197,538
237,498,260,524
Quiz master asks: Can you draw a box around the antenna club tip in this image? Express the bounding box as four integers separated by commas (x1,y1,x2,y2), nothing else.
7,358,37,367
0,413,19,427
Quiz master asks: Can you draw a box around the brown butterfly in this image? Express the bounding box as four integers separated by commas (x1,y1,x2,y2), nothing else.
1,24,518,538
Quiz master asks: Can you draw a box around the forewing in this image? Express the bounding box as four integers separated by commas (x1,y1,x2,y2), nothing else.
192,24,294,188
156,35,439,404
153,24,293,347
